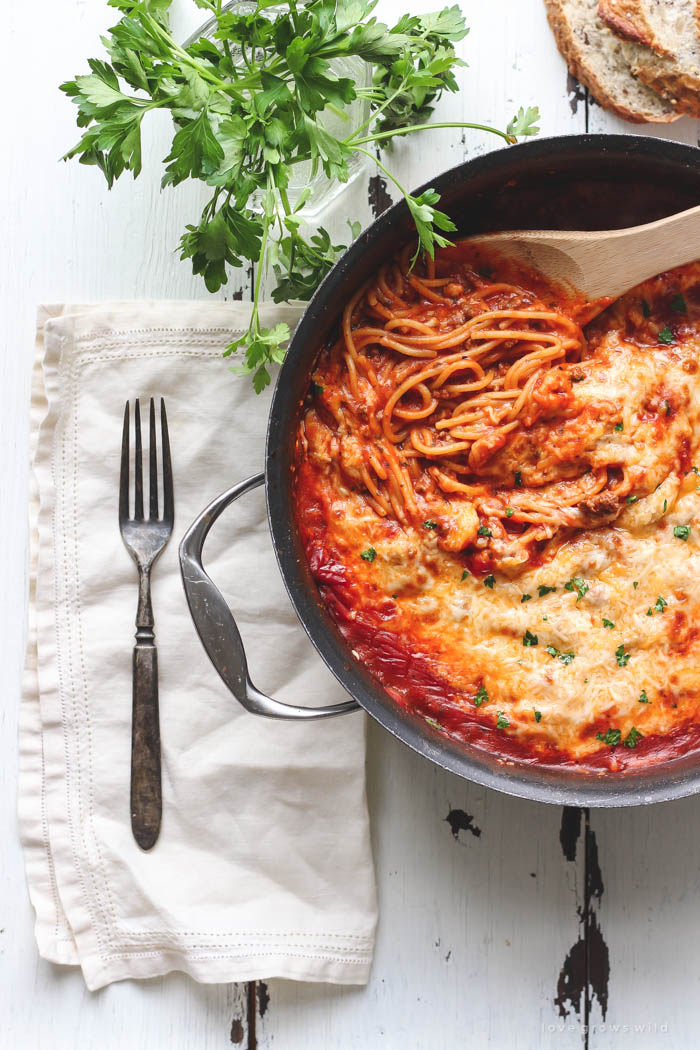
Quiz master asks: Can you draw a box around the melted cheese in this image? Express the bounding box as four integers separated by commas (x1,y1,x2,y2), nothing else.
295,262,700,767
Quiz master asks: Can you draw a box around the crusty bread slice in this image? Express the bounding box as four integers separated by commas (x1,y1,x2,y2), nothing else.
544,0,679,122
598,0,700,116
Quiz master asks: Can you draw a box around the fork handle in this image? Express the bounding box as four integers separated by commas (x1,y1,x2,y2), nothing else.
131,623,162,851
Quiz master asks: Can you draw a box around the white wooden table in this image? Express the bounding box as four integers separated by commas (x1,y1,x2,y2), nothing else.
4,2,700,1047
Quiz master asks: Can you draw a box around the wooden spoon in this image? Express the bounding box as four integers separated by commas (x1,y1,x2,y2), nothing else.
463,203,700,313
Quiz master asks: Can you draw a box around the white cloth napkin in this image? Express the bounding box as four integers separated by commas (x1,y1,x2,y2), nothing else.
19,300,377,991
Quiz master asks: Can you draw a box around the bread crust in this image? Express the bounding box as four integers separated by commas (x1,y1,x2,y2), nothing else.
544,0,679,123
597,0,655,48
636,66,700,117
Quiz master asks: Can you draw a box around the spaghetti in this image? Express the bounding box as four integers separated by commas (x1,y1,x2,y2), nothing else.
300,244,629,573
294,252,700,768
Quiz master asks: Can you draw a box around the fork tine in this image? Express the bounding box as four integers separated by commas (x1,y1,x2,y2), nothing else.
119,401,130,523
149,397,158,521
160,398,174,526
134,398,144,521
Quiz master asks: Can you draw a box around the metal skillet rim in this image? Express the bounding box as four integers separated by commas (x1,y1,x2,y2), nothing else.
264,133,700,807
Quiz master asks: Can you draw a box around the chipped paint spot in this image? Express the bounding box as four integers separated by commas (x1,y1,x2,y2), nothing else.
555,811,610,1028
230,1018,244,1044
560,806,582,861
566,73,586,116
368,174,392,218
445,808,482,840
257,980,270,1018
232,289,243,301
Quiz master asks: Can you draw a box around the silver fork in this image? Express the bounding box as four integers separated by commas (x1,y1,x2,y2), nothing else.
119,398,174,850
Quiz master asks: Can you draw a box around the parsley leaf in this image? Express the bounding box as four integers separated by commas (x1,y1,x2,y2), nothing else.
674,525,690,540
639,689,650,704
602,618,615,629
564,576,589,601
477,524,492,537
460,569,470,581
654,596,668,613
545,645,575,665
505,507,515,518
624,727,643,749
506,106,540,140
614,422,624,432
615,644,631,667
534,709,542,723
641,299,651,318
360,547,376,562
671,293,687,313
423,520,438,529
537,584,556,598
523,629,538,647
496,711,510,729
514,470,522,487
521,593,532,603
483,574,496,589
596,728,621,747
474,684,488,708
658,326,675,345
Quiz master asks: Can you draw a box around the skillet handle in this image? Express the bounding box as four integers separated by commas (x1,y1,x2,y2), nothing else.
178,472,359,719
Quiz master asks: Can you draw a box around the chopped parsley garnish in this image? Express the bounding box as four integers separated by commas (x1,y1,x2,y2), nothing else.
626,495,638,504
615,644,631,667
474,684,488,708
505,507,515,518
596,728,622,747
496,712,509,729
360,548,376,562
654,596,668,613
424,715,441,730
658,326,675,345
545,645,575,665
514,470,522,487
624,727,643,749
537,584,557,597
523,629,538,647
571,374,585,383
671,293,687,313
423,520,437,530
633,581,639,589
521,593,532,603
534,710,542,723
639,689,651,704
483,574,495,588
674,524,690,541
477,524,492,537
460,569,470,582
642,299,651,318
614,422,624,432
646,608,653,617
602,618,615,629
663,499,668,513
564,576,589,601
310,381,325,395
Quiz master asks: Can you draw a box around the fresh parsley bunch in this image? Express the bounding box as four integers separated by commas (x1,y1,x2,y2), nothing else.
62,0,539,392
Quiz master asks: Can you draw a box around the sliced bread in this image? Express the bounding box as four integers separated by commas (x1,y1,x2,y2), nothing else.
598,0,700,116
544,0,679,121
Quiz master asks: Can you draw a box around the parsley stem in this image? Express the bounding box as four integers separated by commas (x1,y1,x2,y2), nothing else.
348,122,514,147
350,145,409,200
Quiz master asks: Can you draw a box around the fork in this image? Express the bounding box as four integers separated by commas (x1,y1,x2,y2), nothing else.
119,398,174,851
